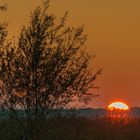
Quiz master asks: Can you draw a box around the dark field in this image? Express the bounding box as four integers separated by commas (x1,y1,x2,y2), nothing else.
0,116,140,140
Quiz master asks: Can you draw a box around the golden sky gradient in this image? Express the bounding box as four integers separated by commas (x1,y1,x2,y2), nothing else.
1,0,140,108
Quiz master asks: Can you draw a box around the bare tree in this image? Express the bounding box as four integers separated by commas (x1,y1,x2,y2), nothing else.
0,1,7,44
0,1,101,140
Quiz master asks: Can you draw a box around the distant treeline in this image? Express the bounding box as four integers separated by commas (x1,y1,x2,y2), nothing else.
1,108,140,120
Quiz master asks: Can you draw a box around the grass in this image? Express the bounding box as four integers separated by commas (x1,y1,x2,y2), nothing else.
0,116,140,140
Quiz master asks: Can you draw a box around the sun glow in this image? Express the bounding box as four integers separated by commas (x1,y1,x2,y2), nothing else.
108,102,129,111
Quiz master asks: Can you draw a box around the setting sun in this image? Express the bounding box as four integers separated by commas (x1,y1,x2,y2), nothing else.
108,102,129,111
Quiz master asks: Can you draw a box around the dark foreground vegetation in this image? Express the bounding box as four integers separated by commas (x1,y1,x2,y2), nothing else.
0,116,140,140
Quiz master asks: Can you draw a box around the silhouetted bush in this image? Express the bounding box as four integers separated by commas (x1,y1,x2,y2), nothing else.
0,116,140,140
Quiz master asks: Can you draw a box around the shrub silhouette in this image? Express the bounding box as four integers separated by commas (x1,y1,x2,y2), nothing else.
0,1,101,139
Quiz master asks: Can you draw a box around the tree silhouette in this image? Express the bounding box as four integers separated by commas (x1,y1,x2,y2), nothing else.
0,1,7,11
0,1,101,140
0,1,7,45
0,4,7,11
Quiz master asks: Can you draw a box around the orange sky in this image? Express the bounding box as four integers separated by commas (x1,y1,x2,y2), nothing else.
1,0,140,108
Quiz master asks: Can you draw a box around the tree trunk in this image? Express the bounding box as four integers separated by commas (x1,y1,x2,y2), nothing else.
31,133,39,140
